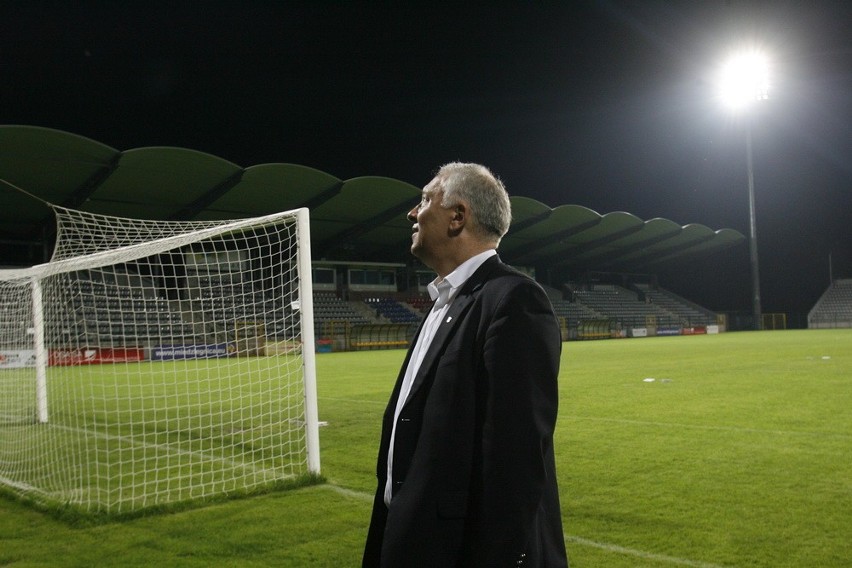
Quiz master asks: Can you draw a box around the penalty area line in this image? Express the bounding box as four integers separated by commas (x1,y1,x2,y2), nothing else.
325,484,727,567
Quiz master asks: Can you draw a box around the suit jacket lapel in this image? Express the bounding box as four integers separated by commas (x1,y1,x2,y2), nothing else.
384,313,429,419
402,256,501,405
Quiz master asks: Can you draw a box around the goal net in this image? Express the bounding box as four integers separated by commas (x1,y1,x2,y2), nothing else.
0,207,318,515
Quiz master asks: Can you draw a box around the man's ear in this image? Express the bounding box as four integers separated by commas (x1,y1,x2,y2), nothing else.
449,202,467,232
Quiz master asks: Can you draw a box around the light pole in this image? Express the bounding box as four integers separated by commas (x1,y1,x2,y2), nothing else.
719,50,769,330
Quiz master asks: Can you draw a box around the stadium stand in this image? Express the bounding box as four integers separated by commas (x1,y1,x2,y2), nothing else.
309,292,423,350
558,282,719,334
313,291,372,327
550,298,603,327
634,284,718,326
808,279,852,328
0,126,746,350
63,274,195,347
59,270,314,349
54,272,725,351
573,284,671,328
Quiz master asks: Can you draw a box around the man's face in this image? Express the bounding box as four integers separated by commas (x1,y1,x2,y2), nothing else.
407,177,454,268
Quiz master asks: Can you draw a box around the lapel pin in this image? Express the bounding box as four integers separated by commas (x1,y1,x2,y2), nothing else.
445,316,452,323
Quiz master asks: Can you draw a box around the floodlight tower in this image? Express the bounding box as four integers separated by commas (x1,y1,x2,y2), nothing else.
719,49,769,330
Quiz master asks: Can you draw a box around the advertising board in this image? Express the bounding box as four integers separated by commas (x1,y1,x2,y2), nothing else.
151,344,234,361
0,350,36,368
49,348,145,366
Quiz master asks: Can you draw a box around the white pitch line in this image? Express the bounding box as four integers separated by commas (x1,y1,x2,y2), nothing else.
319,396,385,405
565,535,729,568
49,422,292,479
322,483,373,502
568,415,852,439
0,474,46,496
324,484,728,567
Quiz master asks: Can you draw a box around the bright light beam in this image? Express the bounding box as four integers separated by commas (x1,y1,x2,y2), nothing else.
718,50,770,112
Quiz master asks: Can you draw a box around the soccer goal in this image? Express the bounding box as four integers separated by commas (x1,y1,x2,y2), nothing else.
0,206,319,514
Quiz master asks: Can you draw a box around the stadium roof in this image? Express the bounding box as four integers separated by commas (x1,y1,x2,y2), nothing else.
0,125,744,275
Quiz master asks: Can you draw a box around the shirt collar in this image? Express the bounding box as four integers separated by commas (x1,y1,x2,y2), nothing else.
427,249,497,307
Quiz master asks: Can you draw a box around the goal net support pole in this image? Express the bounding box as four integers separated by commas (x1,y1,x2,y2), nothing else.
31,279,49,424
297,209,321,475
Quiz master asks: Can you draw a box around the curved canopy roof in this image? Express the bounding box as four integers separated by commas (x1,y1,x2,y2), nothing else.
0,125,744,274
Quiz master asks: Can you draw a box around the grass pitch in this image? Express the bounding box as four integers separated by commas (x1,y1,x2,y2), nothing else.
1,329,850,567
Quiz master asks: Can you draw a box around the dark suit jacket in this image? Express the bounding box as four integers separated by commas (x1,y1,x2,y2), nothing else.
363,256,568,568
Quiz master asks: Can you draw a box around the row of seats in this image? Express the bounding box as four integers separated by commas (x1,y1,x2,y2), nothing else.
363,297,420,324
320,288,716,330
551,300,601,324
809,279,852,325
78,307,182,324
569,285,716,328
63,274,307,344
62,322,195,340
314,292,371,325
634,284,717,325
69,280,145,299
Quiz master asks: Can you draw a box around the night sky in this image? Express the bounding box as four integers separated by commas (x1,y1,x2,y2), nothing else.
3,1,851,322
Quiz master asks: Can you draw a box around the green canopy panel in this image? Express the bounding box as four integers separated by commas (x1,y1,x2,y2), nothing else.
0,125,745,273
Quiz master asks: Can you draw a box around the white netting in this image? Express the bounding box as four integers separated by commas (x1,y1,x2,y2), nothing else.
0,207,317,514
50,206,238,262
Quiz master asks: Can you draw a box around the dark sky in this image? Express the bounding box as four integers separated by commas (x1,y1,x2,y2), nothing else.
3,1,851,321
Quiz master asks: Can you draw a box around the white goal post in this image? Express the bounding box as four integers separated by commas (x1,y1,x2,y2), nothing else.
0,207,319,514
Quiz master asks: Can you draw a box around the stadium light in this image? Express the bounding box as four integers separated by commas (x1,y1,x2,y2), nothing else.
718,48,770,330
719,50,770,112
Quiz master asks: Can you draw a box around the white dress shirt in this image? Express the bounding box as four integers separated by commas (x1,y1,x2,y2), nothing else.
384,249,496,505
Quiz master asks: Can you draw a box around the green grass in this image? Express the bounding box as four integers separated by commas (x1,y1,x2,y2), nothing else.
1,330,851,566
1,356,315,517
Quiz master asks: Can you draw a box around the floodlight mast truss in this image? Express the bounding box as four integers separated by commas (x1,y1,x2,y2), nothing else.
745,124,762,330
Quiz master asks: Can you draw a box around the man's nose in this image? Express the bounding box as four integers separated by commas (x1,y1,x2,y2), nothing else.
407,207,417,222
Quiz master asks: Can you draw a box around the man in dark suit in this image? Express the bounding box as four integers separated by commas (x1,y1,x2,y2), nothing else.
363,163,568,567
